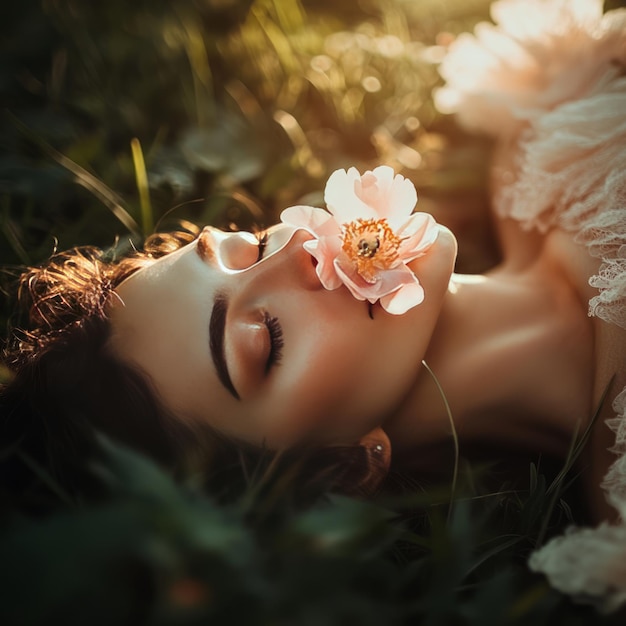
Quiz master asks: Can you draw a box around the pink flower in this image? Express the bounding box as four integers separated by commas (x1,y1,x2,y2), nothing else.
280,166,439,314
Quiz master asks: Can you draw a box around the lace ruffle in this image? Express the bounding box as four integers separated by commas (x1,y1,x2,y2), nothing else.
527,524,626,614
603,389,626,514
529,389,626,614
436,0,626,330
435,0,626,137
499,78,626,330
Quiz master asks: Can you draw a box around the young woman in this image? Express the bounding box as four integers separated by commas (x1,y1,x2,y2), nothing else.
1,0,624,611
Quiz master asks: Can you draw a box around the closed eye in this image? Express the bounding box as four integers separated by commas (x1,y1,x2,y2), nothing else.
263,311,283,373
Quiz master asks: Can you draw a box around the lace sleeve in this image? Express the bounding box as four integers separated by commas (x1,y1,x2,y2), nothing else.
436,0,626,330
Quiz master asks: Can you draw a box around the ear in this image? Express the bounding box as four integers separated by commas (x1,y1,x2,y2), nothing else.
356,426,391,494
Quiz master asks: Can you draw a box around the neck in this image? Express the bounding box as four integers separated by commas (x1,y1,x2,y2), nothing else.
385,260,594,470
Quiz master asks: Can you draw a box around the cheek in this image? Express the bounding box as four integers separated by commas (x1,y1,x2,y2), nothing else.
271,324,414,445
309,312,432,426
262,279,445,445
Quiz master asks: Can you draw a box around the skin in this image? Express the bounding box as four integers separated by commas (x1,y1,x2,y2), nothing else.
109,192,624,521
387,226,597,463
381,143,625,521
108,224,458,451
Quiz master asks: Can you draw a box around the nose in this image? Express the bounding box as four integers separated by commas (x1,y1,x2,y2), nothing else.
199,225,323,290
215,230,260,270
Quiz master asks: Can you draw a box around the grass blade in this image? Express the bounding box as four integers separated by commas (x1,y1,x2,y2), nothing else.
130,138,153,237
422,359,459,524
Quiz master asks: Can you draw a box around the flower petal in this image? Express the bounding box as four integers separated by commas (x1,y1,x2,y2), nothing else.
369,166,417,223
379,277,425,314
396,213,440,262
355,166,394,214
280,205,341,237
334,254,417,301
304,237,343,290
282,166,437,314
324,168,377,222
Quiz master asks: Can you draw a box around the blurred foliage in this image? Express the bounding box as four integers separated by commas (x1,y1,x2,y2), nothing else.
1,436,623,626
1,0,624,624
0,0,496,284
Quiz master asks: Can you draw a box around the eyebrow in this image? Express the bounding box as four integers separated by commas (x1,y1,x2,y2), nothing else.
209,292,240,400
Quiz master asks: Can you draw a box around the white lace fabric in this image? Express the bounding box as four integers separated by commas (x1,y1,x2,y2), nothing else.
435,0,626,612
500,77,626,330
528,388,626,614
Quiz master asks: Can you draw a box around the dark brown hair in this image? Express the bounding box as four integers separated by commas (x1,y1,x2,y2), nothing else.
0,230,386,512
0,232,203,507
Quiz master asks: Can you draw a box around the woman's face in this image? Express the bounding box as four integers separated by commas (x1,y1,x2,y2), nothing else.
108,223,457,449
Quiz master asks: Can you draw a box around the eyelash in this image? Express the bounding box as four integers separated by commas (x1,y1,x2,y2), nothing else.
263,311,284,373
255,232,268,262
254,231,283,372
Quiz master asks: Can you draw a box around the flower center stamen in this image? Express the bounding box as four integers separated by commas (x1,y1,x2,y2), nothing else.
357,236,380,258
342,218,401,283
